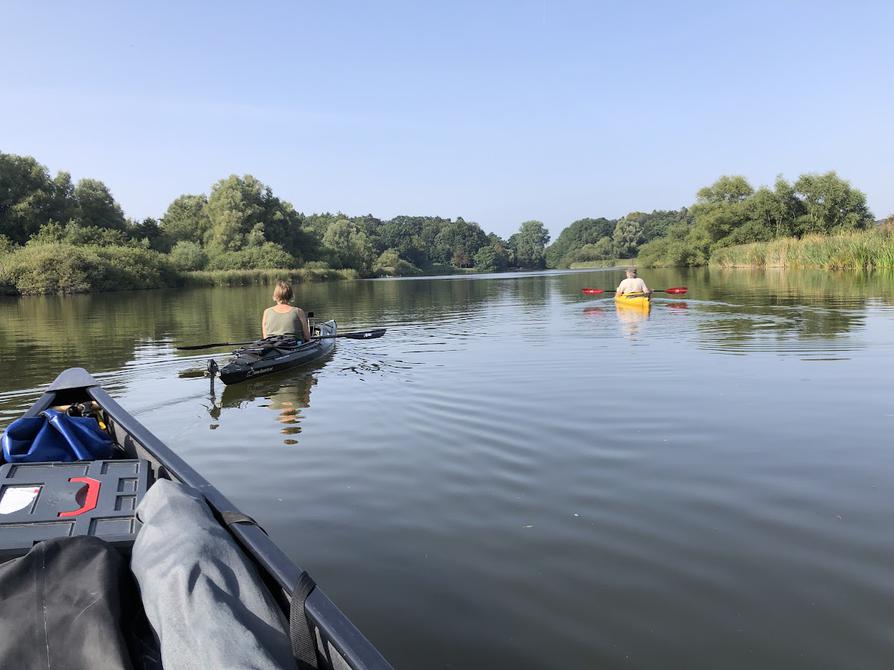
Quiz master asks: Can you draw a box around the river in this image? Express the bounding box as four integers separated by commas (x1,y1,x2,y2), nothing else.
1,267,893,669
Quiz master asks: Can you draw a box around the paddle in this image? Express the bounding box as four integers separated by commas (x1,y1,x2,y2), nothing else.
581,286,688,295
176,328,387,351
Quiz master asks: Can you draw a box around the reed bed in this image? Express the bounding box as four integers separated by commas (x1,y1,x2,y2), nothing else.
182,267,358,287
710,229,894,270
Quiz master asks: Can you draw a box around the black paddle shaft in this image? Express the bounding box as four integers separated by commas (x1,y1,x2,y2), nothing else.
177,329,386,351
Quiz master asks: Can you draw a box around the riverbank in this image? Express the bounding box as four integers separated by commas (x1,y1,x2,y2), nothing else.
568,259,621,269
0,241,522,295
709,228,894,270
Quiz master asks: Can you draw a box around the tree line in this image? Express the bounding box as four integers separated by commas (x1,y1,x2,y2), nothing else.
548,173,876,268
0,150,882,295
0,152,552,278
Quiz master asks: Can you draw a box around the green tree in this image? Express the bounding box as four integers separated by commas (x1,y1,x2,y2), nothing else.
545,217,615,268
510,220,550,268
612,217,645,257
433,218,488,268
205,175,266,253
74,179,126,230
322,219,375,273
0,153,77,244
793,172,873,235
696,175,754,205
566,237,615,263
203,175,317,261
161,194,211,245
474,243,509,272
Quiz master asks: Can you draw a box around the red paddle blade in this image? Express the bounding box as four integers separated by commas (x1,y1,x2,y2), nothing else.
663,287,688,295
581,288,604,295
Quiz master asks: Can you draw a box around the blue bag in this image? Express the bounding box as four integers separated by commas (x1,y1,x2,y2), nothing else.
1,409,114,463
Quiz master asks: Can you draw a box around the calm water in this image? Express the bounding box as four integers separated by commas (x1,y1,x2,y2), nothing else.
2,267,894,669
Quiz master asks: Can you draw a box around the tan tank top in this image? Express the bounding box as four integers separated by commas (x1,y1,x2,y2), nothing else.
263,307,303,338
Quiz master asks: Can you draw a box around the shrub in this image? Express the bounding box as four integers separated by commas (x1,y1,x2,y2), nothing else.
169,240,208,271
0,242,176,294
375,248,423,276
206,242,296,271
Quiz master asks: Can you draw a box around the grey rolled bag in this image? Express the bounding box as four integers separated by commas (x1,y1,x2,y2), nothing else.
131,478,294,670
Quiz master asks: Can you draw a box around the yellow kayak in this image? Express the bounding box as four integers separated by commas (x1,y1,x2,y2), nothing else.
615,293,651,311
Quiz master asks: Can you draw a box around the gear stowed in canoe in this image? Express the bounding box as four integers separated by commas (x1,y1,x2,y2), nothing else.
0,367,392,669
218,319,337,385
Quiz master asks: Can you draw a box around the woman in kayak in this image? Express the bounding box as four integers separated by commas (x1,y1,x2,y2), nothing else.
262,280,312,341
616,267,651,295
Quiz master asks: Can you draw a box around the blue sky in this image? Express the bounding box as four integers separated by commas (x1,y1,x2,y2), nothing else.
3,1,892,238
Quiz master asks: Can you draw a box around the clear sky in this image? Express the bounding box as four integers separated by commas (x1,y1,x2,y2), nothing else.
3,1,892,238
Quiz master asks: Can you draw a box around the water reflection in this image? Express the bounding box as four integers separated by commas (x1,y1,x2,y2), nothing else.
615,302,650,339
213,365,324,445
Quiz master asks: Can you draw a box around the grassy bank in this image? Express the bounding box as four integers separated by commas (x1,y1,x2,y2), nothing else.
710,229,894,270
182,267,359,287
0,242,360,295
568,259,621,269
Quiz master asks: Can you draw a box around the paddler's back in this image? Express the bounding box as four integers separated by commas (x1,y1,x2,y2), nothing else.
263,306,304,337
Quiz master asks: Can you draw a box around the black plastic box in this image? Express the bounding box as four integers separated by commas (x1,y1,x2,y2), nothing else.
0,459,150,560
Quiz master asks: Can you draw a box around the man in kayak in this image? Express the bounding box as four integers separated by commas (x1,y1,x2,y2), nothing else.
616,267,651,295
262,280,312,341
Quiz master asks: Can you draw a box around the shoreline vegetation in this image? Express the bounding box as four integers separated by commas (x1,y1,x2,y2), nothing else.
0,150,891,295
709,228,894,271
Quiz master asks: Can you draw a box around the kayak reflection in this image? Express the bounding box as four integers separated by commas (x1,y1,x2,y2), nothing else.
615,300,650,338
215,361,330,445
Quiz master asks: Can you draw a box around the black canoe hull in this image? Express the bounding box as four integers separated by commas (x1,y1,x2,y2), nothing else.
219,320,337,385
15,367,392,670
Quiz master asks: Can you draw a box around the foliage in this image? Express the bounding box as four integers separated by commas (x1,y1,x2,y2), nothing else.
0,153,75,244
510,220,550,269
160,195,211,246
793,172,873,235
1,150,883,286
565,237,615,264
74,179,126,230
0,243,176,294
374,248,422,276
638,173,874,267
430,218,488,268
27,221,132,247
710,229,894,270
203,175,318,262
169,240,208,271
322,219,376,273
612,217,645,257
205,242,296,271
183,267,358,287
473,244,510,272
0,234,14,255
546,217,615,268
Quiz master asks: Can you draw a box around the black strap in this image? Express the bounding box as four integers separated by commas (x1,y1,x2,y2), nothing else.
220,511,269,536
290,571,319,669
221,511,256,526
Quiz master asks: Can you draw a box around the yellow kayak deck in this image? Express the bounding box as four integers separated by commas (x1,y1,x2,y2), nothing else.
614,293,651,310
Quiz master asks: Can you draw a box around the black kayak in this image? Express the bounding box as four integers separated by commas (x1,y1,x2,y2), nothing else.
219,320,337,385
5,367,392,669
